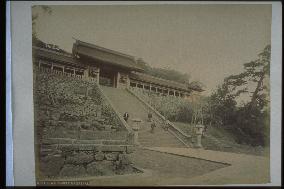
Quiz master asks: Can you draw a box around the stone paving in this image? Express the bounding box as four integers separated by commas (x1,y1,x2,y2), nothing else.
86,146,270,186
145,147,270,185
88,147,227,186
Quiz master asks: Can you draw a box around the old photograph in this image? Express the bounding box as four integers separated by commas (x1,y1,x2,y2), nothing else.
31,4,272,186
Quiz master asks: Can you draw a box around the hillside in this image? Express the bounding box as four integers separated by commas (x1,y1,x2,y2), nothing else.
173,122,269,156
129,87,268,156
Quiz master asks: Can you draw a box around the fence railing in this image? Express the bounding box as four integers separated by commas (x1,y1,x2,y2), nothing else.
38,67,95,83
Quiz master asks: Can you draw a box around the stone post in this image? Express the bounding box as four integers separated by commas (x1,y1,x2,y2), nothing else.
195,124,204,148
132,118,142,146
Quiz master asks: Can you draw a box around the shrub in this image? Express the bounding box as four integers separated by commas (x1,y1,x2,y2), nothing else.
130,87,194,123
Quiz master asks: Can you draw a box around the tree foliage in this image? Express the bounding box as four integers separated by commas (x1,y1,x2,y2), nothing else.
206,45,271,146
32,5,52,39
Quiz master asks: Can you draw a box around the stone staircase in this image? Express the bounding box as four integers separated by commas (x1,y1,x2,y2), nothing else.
100,86,186,148
138,127,187,147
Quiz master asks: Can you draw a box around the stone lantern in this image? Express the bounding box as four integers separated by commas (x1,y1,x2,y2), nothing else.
131,118,142,146
195,123,204,148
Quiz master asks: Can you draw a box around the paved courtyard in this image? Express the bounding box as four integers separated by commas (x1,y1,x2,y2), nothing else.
145,147,270,185
87,146,269,186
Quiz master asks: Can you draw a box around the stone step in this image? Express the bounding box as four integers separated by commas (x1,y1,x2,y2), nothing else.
138,134,175,138
101,86,185,148
139,139,184,144
140,142,182,145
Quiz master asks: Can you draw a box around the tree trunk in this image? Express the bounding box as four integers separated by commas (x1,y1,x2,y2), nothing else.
250,73,265,110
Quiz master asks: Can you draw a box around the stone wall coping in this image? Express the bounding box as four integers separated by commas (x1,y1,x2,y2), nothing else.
42,138,127,144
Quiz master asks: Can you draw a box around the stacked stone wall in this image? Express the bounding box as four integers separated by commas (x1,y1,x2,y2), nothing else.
34,69,126,141
38,146,137,178
34,68,137,179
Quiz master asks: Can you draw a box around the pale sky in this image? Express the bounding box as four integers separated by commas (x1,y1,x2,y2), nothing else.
34,4,271,96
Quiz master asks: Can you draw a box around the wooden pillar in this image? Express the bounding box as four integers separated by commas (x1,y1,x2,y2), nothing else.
126,74,130,89
83,66,89,78
116,72,120,88
96,67,100,84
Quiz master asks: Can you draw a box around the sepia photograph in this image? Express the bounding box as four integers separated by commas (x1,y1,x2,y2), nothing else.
26,3,276,186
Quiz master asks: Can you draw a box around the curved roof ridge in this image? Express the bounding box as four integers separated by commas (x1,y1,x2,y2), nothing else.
75,39,135,60
33,46,73,58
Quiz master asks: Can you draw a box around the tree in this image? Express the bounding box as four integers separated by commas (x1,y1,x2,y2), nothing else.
207,45,271,146
246,45,270,110
226,45,271,110
209,80,238,127
32,5,52,40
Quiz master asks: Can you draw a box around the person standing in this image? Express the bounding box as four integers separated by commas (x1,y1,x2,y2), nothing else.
123,112,129,122
147,112,152,122
150,121,156,133
164,119,170,131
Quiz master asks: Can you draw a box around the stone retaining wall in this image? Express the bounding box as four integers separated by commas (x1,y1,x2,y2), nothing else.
34,68,137,179
39,146,136,178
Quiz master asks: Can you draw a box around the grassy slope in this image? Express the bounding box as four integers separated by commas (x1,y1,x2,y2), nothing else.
173,122,269,156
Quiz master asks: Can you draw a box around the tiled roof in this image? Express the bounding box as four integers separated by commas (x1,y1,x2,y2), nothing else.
73,40,144,72
129,72,194,92
33,46,85,68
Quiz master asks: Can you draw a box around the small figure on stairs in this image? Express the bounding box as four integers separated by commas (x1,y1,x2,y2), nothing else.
164,119,170,131
147,112,152,122
150,121,156,133
123,112,129,122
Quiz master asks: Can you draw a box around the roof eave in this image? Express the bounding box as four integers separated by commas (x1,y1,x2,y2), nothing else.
77,53,144,72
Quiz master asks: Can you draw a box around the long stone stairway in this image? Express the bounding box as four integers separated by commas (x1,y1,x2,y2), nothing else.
100,86,185,148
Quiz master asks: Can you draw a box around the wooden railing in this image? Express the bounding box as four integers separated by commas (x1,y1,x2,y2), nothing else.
39,67,95,83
